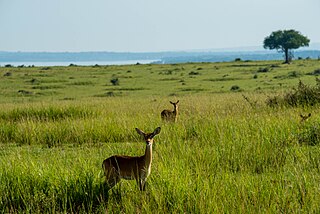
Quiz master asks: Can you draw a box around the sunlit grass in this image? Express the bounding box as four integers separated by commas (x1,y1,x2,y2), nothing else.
1,60,320,103
1,60,320,212
1,95,320,212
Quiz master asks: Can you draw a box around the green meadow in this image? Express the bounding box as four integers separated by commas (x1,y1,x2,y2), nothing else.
1,60,320,213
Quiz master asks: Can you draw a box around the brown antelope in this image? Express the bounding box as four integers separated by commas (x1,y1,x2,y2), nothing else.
161,100,179,122
300,113,311,123
102,127,161,191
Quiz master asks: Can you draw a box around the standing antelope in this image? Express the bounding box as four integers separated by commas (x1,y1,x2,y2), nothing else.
102,127,161,191
161,100,179,122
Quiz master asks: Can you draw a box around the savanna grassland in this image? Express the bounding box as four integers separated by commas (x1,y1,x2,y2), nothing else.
1,60,320,213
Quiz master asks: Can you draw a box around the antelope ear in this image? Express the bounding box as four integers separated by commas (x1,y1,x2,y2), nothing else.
176,100,179,104
170,101,174,104
153,127,161,135
135,128,145,136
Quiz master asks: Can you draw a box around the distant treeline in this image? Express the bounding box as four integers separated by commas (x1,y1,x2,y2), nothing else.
0,50,319,64
159,50,320,64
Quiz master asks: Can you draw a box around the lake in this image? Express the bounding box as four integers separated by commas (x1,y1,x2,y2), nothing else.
0,59,160,67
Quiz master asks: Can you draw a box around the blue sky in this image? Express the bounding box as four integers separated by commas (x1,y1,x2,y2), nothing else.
1,0,319,52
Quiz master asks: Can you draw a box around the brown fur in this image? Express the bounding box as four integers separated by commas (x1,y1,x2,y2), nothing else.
102,127,161,191
161,100,179,122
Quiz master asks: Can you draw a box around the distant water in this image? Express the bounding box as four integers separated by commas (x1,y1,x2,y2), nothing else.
0,59,159,67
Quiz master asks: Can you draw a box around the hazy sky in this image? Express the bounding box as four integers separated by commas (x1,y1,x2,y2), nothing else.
1,0,319,52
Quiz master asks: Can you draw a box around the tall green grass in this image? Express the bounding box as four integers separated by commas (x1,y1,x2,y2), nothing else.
1,60,320,212
1,94,320,212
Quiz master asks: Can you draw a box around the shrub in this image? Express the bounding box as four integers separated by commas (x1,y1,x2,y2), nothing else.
266,80,320,107
287,71,301,78
18,90,33,95
258,67,269,73
30,78,40,84
189,71,200,75
307,69,320,76
230,85,240,91
110,78,119,86
298,123,320,146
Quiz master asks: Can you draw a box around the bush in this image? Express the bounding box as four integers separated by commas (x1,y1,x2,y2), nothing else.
266,80,320,107
287,71,301,78
298,123,320,146
110,78,119,86
258,67,269,73
230,85,240,91
307,69,320,76
189,71,200,75
18,90,33,95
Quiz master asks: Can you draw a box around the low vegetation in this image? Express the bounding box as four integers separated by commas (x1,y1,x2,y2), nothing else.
267,80,320,107
1,60,319,103
1,60,320,213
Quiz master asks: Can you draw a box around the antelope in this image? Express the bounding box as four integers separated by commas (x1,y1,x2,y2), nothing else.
102,127,161,191
300,113,311,123
161,100,179,122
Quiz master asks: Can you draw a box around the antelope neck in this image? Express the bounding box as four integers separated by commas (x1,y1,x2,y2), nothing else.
144,143,152,165
173,106,178,113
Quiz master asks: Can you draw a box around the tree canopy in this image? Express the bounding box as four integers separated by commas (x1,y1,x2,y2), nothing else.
263,30,310,63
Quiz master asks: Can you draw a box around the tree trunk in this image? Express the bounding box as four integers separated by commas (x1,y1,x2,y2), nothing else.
284,48,289,64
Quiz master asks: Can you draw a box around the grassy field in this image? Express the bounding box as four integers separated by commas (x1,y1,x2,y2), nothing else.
1,59,320,102
1,60,320,213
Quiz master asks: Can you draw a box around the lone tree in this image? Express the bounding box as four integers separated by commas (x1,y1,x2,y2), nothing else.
263,29,310,63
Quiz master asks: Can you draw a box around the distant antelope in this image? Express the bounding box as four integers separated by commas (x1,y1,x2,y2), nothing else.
102,127,161,191
300,113,311,123
161,100,179,122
